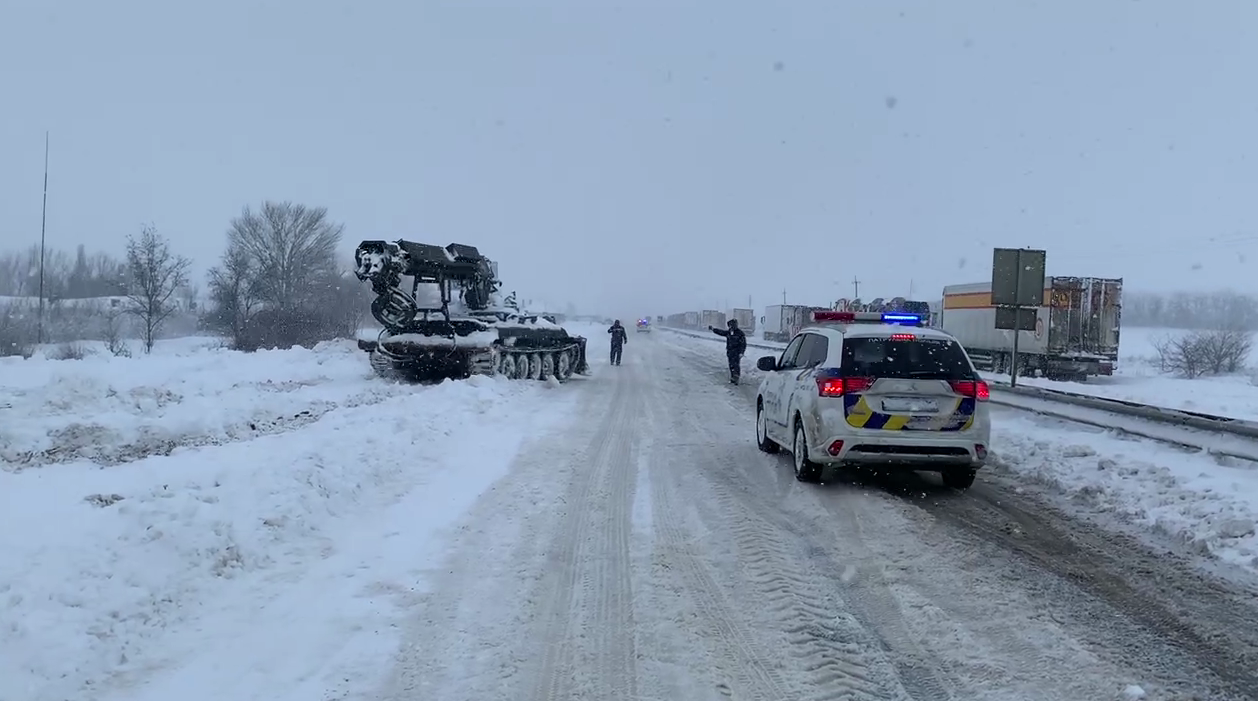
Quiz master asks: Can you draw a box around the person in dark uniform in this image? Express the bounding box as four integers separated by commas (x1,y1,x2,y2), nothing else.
608,319,628,365
709,318,747,384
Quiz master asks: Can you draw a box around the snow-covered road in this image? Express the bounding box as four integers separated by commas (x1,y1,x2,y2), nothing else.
7,330,1258,701
367,332,1258,701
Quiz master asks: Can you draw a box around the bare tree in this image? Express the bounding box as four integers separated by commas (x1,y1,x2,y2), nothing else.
124,224,191,353
208,201,354,350
206,244,263,347
228,201,341,311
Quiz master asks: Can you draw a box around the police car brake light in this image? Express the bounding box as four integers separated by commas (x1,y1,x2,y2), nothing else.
950,379,990,401
816,374,875,396
889,333,915,341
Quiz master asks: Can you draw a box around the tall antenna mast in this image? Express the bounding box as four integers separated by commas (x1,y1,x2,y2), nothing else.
37,131,49,346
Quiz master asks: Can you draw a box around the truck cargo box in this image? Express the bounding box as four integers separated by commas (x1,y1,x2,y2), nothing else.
940,277,1122,380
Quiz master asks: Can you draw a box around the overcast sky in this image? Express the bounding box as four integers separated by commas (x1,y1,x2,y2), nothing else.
2,0,1256,318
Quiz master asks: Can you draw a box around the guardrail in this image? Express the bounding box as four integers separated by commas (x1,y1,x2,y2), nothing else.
658,326,1258,438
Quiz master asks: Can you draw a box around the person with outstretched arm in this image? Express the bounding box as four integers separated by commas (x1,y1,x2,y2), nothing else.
608,319,628,366
709,318,747,384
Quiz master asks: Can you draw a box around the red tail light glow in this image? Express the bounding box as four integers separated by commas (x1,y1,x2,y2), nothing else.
817,377,875,396
949,379,990,401
889,333,915,341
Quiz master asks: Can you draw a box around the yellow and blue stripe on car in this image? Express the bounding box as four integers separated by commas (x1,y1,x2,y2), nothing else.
843,394,976,431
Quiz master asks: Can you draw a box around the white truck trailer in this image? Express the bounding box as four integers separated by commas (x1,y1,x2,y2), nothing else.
730,308,755,334
763,304,820,342
939,277,1122,380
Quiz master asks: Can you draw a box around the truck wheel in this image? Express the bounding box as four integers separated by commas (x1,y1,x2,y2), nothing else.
942,469,976,490
756,402,779,454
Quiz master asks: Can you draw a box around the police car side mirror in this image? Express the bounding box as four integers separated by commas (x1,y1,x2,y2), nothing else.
756,355,777,372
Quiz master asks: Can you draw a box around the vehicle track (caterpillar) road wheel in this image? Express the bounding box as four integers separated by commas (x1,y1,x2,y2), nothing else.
526,354,542,380
556,350,574,380
498,352,517,378
510,353,528,379
369,350,400,381
540,352,556,380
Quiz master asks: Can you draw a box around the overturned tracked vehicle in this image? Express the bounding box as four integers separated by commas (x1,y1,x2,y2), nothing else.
354,240,590,383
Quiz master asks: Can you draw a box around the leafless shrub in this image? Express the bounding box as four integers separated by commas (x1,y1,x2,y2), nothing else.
1152,329,1252,378
51,342,90,360
101,305,132,357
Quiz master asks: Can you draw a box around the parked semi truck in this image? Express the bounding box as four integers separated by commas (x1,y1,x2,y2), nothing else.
700,309,726,329
763,304,824,342
730,308,755,334
939,277,1122,380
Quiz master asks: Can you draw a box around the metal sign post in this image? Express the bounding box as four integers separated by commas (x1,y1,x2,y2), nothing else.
991,247,1047,388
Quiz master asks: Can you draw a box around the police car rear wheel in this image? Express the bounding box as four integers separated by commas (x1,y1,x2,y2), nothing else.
756,403,779,454
942,468,976,490
793,420,822,483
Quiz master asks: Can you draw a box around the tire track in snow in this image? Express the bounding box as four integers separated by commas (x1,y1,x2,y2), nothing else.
669,347,949,700
527,361,640,701
641,388,792,700
917,485,1258,701
673,342,1258,699
665,371,920,701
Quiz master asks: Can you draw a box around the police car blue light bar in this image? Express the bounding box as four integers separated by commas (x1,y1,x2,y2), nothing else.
812,310,925,326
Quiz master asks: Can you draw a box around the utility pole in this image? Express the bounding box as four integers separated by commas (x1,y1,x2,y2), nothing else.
851,276,861,299
782,288,787,304
37,131,50,346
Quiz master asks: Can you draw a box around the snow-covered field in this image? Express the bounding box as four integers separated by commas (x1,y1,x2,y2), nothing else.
984,326,1258,422
0,330,591,701
659,327,1258,577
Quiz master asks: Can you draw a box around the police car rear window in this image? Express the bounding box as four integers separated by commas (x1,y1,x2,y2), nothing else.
840,337,974,380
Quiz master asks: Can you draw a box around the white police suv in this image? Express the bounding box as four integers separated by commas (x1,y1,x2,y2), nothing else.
754,310,991,488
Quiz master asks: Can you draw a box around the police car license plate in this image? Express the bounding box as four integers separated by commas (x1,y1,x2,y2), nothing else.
882,398,938,414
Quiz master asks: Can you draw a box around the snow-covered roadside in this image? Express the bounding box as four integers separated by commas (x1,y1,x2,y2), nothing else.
0,356,583,701
993,411,1258,576
0,339,412,469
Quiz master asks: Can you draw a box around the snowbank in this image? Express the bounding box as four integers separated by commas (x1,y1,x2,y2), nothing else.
0,343,581,701
0,338,401,469
983,326,1258,421
995,412,1258,575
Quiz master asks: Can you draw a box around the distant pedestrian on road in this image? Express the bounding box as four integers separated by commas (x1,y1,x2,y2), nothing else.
608,320,628,366
710,319,747,384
